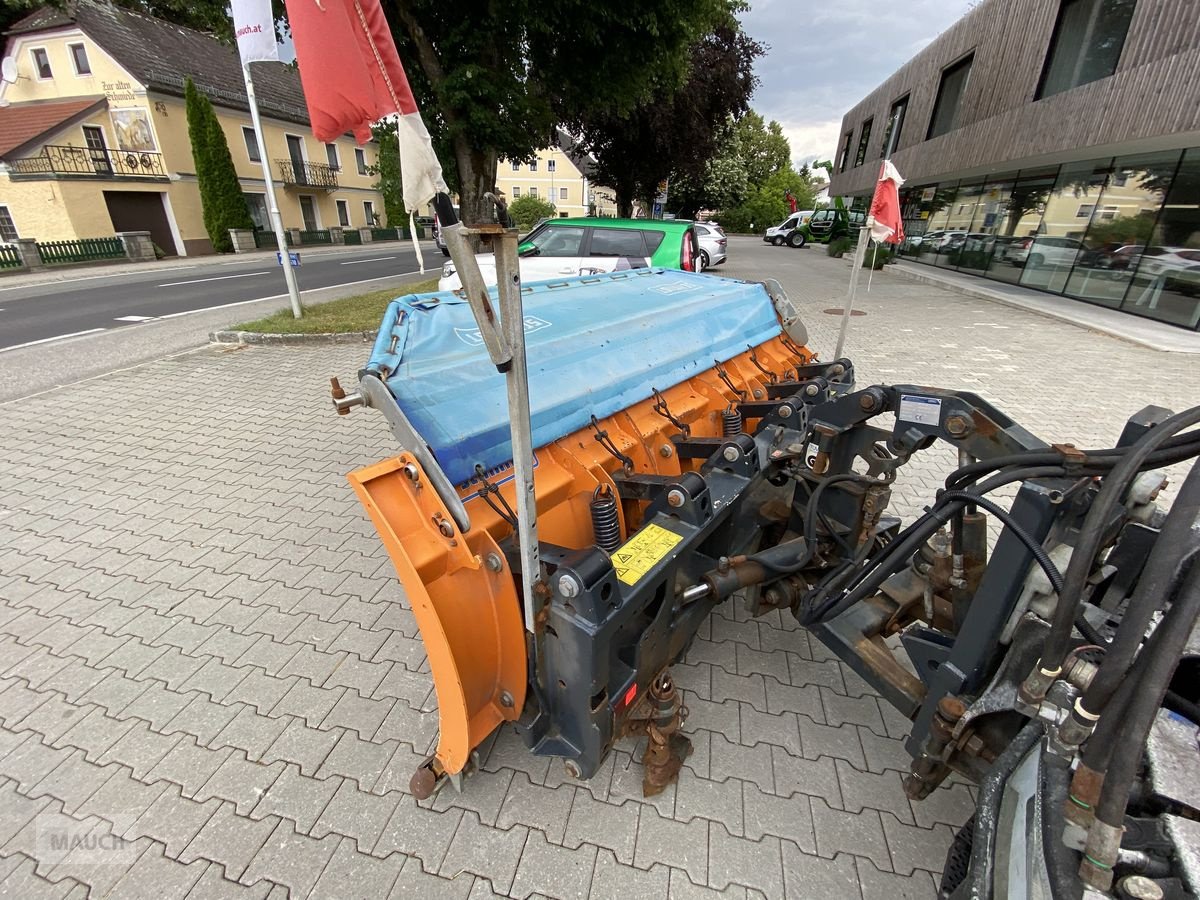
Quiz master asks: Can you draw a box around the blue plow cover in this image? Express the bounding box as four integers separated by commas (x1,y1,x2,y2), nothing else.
364,268,782,487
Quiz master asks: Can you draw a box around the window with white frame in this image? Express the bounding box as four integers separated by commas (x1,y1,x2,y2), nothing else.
511,161,520,171
243,127,261,163
1098,205,1119,221
512,186,521,198
355,148,367,174
530,186,538,199
560,187,568,200
1076,203,1094,218
336,199,350,226
0,206,19,242
363,200,376,224
326,143,340,171
529,159,537,172
548,159,556,173
68,43,90,75
31,47,52,79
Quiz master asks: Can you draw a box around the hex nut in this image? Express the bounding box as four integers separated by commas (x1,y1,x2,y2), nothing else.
485,553,503,572
667,489,686,508
778,405,794,418
722,446,740,462
557,574,580,599
946,414,970,436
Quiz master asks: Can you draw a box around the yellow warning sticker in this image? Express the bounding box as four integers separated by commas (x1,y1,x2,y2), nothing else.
612,523,683,586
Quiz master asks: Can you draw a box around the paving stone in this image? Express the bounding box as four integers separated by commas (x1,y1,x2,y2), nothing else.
836,760,915,826
314,729,396,792
481,724,550,786
179,802,279,881
735,644,791,686
232,637,299,676
118,681,194,731
822,687,888,736
149,737,234,797
496,772,574,845
323,655,391,695
98,721,181,780
771,748,842,809
683,695,739,738
261,719,342,776
709,615,760,651
856,857,938,900
124,785,220,858
590,849,669,899
193,628,259,667
104,844,208,900
742,781,815,852
859,724,912,774
310,778,399,851
288,615,347,652
675,768,743,837
543,746,615,804
711,668,766,710
634,808,707,886
787,655,846,693
181,659,248,703
55,708,137,761
76,765,167,831
269,681,345,729
223,669,295,717
29,749,114,813
561,790,639,865
0,780,52,846
388,857,475,900
139,648,207,691
0,733,74,792
432,768,513,828
209,707,291,762
880,814,956,876
376,796,462,871
667,866,746,900
37,663,107,707
709,732,772,795
738,703,802,756
307,835,405,899
509,829,596,900
798,715,867,768
780,842,861,900
162,695,242,745
40,816,148,897
373,632,427,669
910,782,974,830
706,822,783,895
98,639,168,678
439,812,528,896
811,798,891,872
194,754,285,814
321,690,393,740
178,863,275,899
607,750,675,819
240,819,339,898
251,764,341,833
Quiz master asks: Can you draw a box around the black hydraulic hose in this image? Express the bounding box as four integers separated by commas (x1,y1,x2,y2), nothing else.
961,721,1044,900
1080,633,1146,772
1094,558,1200,830
941,490,1063,590
1078,459,1200,718
1042,405,1200,673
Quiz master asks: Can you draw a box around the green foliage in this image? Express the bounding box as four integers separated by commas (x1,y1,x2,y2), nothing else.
370,122,405,227
508,195,558,231
828,237,852,257
862,243,892,268
1083,213,1156,247
185,77,252,253
733,112,791,187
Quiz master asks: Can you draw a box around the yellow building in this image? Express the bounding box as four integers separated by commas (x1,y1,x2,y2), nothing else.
0,0,386,256
496,132,617,218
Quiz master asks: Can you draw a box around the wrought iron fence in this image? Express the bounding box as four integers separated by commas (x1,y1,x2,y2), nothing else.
343,229,362,245
275,159,339,189
371,227,402,242
297,230,332,245
252,229,295,249
8,145,167,178
37,238,126,265
0,245,23,269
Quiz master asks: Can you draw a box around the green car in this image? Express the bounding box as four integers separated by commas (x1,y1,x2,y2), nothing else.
440,217,701,291
787,208,868,248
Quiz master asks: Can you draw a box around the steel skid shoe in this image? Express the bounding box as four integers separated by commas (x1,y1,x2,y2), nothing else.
620,672,692,797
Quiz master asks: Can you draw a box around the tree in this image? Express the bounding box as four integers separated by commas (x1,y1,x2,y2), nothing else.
382,0,724,224
574,6,763,216
370,121,406,227
507,196,557,232
185,78,253,253
732,111,790,187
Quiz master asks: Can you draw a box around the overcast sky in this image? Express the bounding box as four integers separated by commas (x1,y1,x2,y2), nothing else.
740,0,973,169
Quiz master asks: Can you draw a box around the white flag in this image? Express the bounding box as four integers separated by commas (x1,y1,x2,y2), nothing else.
231,0,279,64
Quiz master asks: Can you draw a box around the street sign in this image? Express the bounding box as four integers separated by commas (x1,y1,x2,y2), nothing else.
277,251,301,267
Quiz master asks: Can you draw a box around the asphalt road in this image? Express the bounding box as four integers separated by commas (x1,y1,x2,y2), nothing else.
0,243,436,351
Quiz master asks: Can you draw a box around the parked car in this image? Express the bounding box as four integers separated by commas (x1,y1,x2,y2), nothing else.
764,211,813,246
438,217,700,291
794,208,867,246
1129,246,1200,278
694,222,727,270
1002,235,1087,268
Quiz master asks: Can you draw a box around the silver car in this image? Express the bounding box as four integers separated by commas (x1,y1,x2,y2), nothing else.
694,222,727,270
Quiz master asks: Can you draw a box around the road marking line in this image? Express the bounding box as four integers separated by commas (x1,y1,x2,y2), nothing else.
340,256,397,265
0,265,197,292
0,328,106,354
159,272,268,287
114,315,157,322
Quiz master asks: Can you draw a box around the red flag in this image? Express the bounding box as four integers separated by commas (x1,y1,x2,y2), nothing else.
868,160,905,245
285,0,446,213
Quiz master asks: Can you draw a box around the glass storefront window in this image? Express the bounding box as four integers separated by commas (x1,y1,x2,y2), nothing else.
985,168,1055,286
1121,149,1198,328
1018,160,1112,296
912,183,959,262
936,181,986,269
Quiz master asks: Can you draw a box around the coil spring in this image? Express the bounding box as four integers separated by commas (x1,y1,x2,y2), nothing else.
590,485,621,553
722,405,743,436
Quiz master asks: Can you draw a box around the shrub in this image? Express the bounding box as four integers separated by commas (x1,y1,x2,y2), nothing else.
508,195,557,231
828,237,852,258
185,77,253,253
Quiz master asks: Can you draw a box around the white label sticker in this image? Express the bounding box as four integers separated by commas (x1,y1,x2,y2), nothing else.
899,395,942,426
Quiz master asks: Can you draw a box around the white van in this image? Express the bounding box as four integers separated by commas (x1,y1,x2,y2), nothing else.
764,210,813,246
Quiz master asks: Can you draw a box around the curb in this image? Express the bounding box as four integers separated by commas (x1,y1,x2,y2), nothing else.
209,330,377,346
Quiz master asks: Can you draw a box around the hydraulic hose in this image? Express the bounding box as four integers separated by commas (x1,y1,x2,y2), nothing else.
1040,405,1200,675
1077,459,1200,721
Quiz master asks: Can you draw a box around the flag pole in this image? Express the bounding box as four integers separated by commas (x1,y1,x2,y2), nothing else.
243,62,303,319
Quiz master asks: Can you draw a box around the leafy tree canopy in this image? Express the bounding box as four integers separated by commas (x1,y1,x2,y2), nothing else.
507,195,557,232
370,121,406,227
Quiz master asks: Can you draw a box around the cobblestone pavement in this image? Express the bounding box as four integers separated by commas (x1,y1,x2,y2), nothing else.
2,237,1198,899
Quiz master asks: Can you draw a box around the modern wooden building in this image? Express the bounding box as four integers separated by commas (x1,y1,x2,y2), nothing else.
0,0,386,256
829,0,1200,330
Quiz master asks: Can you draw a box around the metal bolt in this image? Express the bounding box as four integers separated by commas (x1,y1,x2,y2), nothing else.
666,488,686,508
401,463,420,483
722,446,740,462
564,760,582,779
557,574,580,599
485,553,503,572
753,389,764,399
659,444,674,458
434,516,454,538
805,384,819,397
945,414,970,437
859,394,876,411
499,690,514,708
778,404,794,418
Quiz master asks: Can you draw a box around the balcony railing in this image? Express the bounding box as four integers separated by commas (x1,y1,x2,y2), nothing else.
8,144,167,178
276,159,339,190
